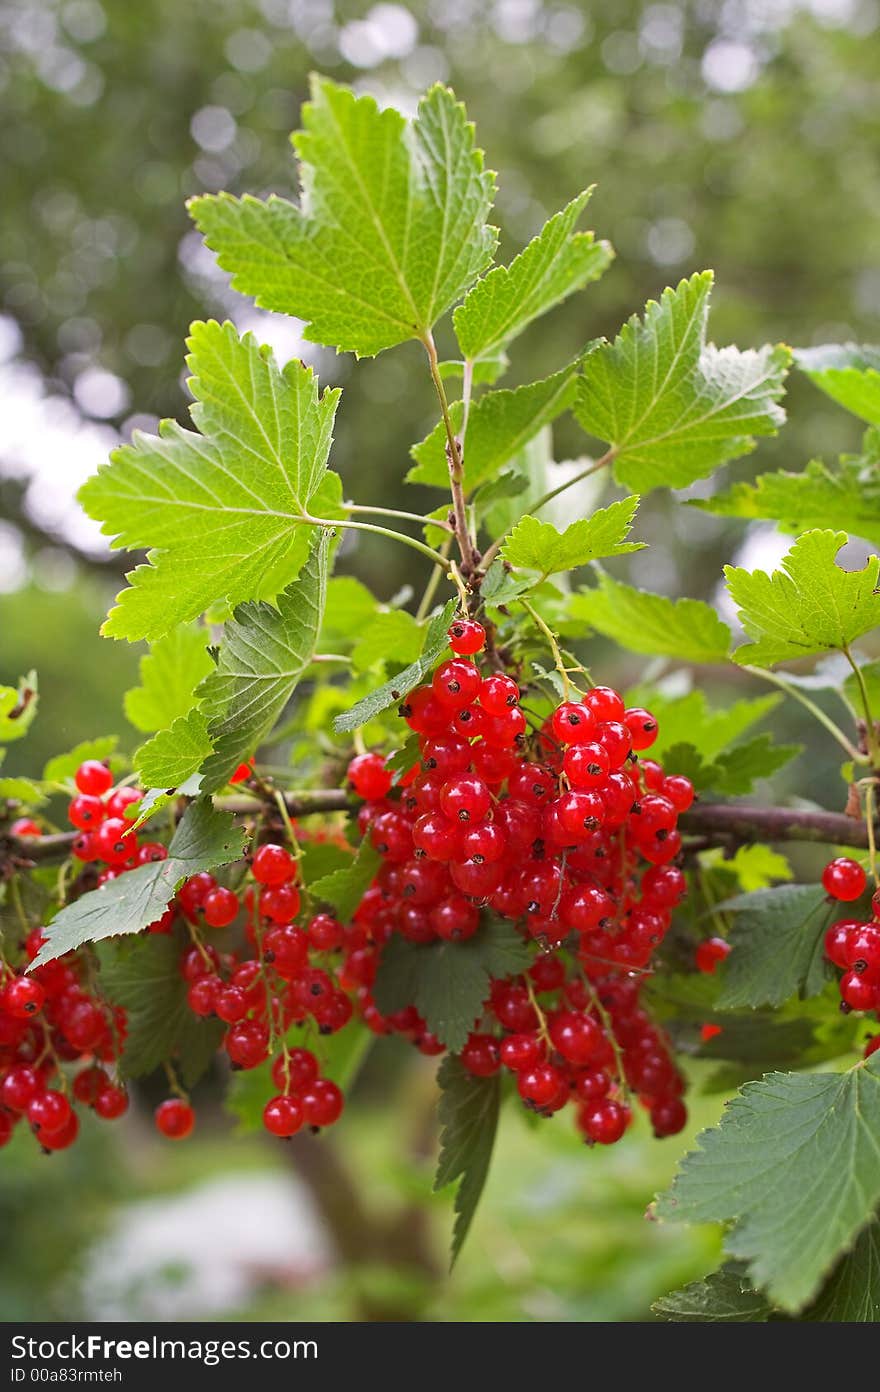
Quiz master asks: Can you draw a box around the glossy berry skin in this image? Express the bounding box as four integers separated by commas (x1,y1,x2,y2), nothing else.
549,1010,601,1065
550,702,594,745
447,618,485,655
822,858,867,902
252,843,296,887
106,787,143,820
74,760,113,796
271,1048,318,1095
4,976,46,1018
94,817,137,866
499,1033,544,1072
578,1100,629,1145
650,1097,687,1138
518,1062,567,1109
695,937,731,974
840,970,878,1011
439,774,491,825
28,1090,72,1137
584,687,625,723
202,887,240,929
263,1094,304,1137
230,760,254,785
302,1079,344,1128
259,884,301,925
307,913,345,952
0,1064,41,1112
623,707,658,751
155,1098,195,1140
94,1084,129,1120
461,1034,501,1077
40,1112,79,1152
10,817,41,837
563,743,610,790
68,794,105,830
347,753,393,800
432,658,482,709
480,674,519,715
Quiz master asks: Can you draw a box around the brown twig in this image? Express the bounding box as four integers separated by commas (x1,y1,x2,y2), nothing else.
678,802,875,850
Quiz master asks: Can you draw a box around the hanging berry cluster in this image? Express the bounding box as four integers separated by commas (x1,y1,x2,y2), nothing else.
349,619,693,1145
821,857,880,1032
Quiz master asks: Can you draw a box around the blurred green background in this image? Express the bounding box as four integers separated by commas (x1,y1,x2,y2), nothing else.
1,0,878,1321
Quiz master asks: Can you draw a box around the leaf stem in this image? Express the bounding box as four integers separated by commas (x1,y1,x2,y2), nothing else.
423,333,479,575
481,450,615,571
843,646,880,765
745,665,866,763
303,514,450,570
342,503,454,533
865,781,878,887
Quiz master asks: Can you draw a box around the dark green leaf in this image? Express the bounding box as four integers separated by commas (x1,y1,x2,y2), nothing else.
654,1263,772,1322
309,838,381,922
434,1054,501,1266
135,709,212,790
716,883,834,1008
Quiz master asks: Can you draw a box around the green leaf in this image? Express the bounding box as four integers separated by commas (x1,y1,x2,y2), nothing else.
333,598,456,734
30,799,246,967
501,497,643,577
97,932,223,1088
660,734,800,798
373,916,530,1052
843,658,880,720
439,354,509,386
309,838,381,923
189,79,496,358
226,1019,373,1133
350,610,424,675
655,1056,880,1312
298,839,353,887
80,319,340,641
802,1216,880,1321
726,529,880,668
623,687,781,764
433,1054,501,1266
0,672,38,743
654,1263,773,1322
693,455,880,549
42,736,118,786
795,344,880,424
196,532,329,793
406,366,576,491
320,577,379,647
454,189,612,362
574,271,790,492
716,883,833,1009
0,777,45,807
134,710,212,791
726,844,792,892
124,624,214,733
571,572,731,663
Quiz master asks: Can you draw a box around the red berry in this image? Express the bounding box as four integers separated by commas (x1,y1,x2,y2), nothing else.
841,970,879,1011
584,687,625,723
517,1062,566,1108
439,774,491,825
563,742,610,790
252,842,296,887
662,775,694,813
548,1010,601,1065
447,618,485,655
68,794,106,830
263,1094,304,1137
623,707,658,751
550,702,595,745
202,886,240,929
93,817,137,866
458,820,507,865
500,1032,544,1072
307,913,345,952
578,1099,629,1145
106,787,143,820
230,759,255,785
461,1033,501,1077
259,883,302,925
695,937,731,974
74,760,113,796
430,895,479,941
3,976,45,1019
10,817,41,837
480,674,519,715
864,1035,880,1060
28,1089,72,1137
347,752,393,800
39,1111,79,1151
302,1079,344,1128
225,1020,270,1069
651,1096,687,1137
0,1064,41,1112
271,1048,318,1094
94,1084,129,1120
432,658,482,709
822,858,867,902
412,812,460,862
187,975,220,1016
155,1098,195,1140
136,842,168,865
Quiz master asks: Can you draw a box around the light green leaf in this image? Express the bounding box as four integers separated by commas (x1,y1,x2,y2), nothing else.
128,775,203,834
97,932,223,1088
124,624,214,733
795,344,880,424
501,497,643,577
661,734,800,798
0,777,45,807
135,710,212,791
189,78,496,357
0,672,38,743
407,366,576,490
320,577,381,648
196,532,329,793
726,529,880,668
333,599,456,734
655,1056,880,1312
80,319,340,641
574,271,790,492
454,189,612,362
693,454,880,549
726,845,792,892
571,571,731,663
373,916,530,1053
434,1054,501,1266
42,736,118,786
843,658,880,721
30,799,246,967
350,610,424,675
309,839,381,923
624,687,780,764
716,883,834,1009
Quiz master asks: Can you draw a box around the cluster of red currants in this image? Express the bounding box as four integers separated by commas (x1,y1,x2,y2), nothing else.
346,618,691,1143
0,918,128,1154
821,856,880,1027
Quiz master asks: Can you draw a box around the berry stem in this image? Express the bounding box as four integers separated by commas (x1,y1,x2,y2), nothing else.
423,332,479,576
864,780,878,887
520,598,580,700
745,665,866,762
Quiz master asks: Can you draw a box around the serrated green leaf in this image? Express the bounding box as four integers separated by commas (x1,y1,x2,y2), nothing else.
0,672,38,743
407,366,576,490
661,734,800,797
309,838,381,922
454,189,612,362
726,529,880,668
97,931,223,1087
802,1216,880,1320
333,598,456,734
196,531,329,793
795,344,880,424
135,710,212,791
624,687,781,764
0,777,45,807
124,624,214,733
80,320,340,641
42,737,118,786
31,799,246,967
655,1056,880,1312
226,1019,373,1133
433,1054,501,1266
715,883,834,1008
574,271,790,492
373,916,530,1052
654,1263,773,1322
693,455,880,549
189,79,496,358
571,571,731,663
501,497,642,577
350,610,424,675
128,778,202,834
298,839,352,887
726,844,792,892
